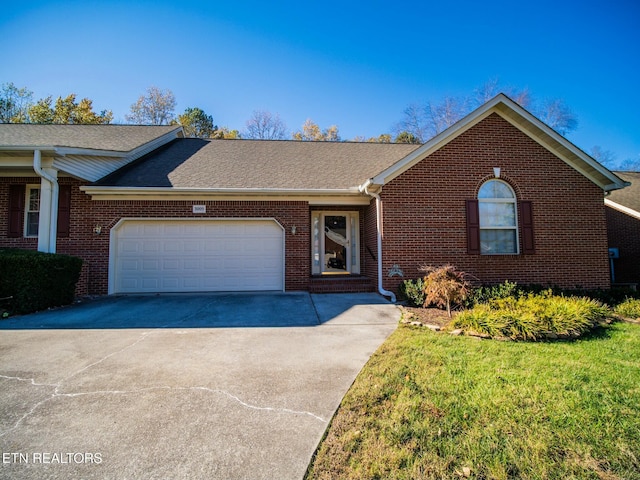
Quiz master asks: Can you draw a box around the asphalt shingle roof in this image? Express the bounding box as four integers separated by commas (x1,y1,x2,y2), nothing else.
0,124,179,152
97,138,421,190
608,171,640,212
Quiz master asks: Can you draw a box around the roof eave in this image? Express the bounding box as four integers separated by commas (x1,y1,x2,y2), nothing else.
80,186,363,196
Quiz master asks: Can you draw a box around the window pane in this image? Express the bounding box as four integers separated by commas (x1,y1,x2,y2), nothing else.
480,229,517,254
479,202,516,227
29,188,40,211
26,212,39,236
478,180,514,199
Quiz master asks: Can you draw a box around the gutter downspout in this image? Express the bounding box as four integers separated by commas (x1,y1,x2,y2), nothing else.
360,180,396,303
33,149,59,253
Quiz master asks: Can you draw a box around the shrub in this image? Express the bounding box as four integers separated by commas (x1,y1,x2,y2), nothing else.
615,298,640,319
0,249,83,315
464,280,521,308
419,265,471,317
452,291,610,341
398,278,426,307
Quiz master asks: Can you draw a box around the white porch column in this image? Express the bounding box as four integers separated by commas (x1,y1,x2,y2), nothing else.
36,172,52,252
33,150,59,253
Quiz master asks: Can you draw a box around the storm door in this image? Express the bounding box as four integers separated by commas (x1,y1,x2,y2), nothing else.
311,212,360,275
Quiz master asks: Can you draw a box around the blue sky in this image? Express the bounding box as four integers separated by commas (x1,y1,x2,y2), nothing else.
2,0,639,164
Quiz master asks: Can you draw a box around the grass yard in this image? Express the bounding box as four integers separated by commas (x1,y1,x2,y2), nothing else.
306,321,640,480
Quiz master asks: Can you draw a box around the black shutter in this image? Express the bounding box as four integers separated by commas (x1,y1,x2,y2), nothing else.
8,185,25,238
57,185,72,238
466,200,480,255
520,201,535,254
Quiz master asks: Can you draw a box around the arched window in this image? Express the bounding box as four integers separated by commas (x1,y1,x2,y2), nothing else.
477,180,518,254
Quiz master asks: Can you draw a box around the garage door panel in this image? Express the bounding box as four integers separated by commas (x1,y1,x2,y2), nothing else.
113,220,284,293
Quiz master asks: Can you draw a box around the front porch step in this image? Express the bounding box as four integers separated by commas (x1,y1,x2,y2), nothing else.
308,275,375,294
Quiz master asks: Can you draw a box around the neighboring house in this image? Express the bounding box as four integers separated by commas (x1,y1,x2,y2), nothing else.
0,95,629,299
605,171,640,285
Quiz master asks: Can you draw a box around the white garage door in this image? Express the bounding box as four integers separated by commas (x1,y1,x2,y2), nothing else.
111,219,284,294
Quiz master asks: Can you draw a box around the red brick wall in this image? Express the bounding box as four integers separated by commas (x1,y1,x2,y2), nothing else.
606,206,640,284
1,177,310,295
378,113,611,292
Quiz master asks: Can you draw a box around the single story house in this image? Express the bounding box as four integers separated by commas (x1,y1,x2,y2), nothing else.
605,171,640,285
0,94,629,300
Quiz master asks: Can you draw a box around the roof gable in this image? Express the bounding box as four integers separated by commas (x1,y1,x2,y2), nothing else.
369,94,628,192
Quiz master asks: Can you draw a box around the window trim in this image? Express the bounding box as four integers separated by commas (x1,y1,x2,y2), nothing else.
478,179,519,255
24,184,40,238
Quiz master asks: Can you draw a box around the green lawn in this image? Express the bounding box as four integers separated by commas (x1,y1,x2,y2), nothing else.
306,322,640,480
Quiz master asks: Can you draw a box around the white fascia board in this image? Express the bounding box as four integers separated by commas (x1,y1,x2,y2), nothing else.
367,93,628,192
79,186,368,203
605,198,640,220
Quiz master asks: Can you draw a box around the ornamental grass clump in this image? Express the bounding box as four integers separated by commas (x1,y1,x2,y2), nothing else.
419,265,472,317
452,290,609,341
615,298,640,320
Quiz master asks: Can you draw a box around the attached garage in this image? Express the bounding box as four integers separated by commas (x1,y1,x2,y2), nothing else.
110,218,284,294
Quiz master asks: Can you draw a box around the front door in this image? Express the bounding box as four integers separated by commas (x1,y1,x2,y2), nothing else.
311,211,360,275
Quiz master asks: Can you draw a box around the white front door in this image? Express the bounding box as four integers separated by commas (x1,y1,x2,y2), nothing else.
311,212,360,275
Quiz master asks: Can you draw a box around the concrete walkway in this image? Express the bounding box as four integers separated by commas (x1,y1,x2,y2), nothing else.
0,293,399,479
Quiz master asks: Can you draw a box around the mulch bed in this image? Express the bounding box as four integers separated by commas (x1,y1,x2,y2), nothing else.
399,306,455,329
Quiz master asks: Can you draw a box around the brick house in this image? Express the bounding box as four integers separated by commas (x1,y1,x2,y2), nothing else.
605,171,640,286
0,95,629,299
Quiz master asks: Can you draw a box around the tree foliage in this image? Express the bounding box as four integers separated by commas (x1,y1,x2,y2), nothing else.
126,86,176,125
28,94,113,124
394,131,421,144
0,82,33,122
211,127,241,139
419,264,472,317
292,119,340,141
244,110,287,140
176,107,215,138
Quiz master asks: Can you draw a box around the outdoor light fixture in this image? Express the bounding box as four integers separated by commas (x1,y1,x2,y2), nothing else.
93,224,102,235
493,167,501,178
291,225,297,235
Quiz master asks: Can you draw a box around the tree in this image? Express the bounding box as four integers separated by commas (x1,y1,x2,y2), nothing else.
244,110,287,140
590,146,617,168
211,127,241,139
473,78,532,109
126,86,176,125
395,97,468,142
395,80,578,142
394,131,421,144
619,156,640,172
352,134,392,143
176,107,215,138
535,98,578,135
28,94,113,124
0,82,33,122
419,264,471,317
293,119,340,141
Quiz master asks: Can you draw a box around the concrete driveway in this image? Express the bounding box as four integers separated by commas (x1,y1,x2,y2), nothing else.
0,293,399,480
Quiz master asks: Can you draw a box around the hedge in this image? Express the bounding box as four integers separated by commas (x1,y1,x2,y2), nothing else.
0,249,83,315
